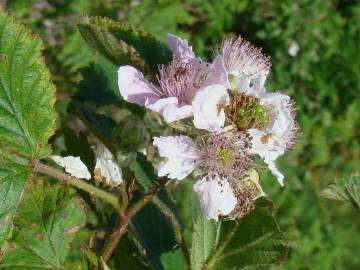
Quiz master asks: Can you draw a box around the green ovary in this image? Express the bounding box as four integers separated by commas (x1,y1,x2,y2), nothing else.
217,148,235,167
234,100,268,130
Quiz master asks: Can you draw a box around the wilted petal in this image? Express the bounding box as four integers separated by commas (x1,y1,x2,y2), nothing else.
50,155,91,180
153,136,200,180
94,143,123,185
118,65,160,106
166,33,195,61
147,97,193,123
192,84,229,132
193,176,237,221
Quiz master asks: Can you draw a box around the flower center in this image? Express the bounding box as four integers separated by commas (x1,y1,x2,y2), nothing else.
217,148,234,167
226,91,269,130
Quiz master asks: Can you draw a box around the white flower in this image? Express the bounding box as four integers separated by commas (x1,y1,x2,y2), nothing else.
50,155,91,180
153,132,253,181
94,143,123,185
192,84,229,132
193,176,237,221
248,93,298,185
153,135,201,180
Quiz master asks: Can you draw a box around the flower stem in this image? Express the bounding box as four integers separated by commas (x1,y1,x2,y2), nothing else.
33,160,119,208
101,177,168,261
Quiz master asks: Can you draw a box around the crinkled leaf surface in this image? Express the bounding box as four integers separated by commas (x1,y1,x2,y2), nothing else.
0,10,56,250
191,196,288,270
78,16,172,75
78,16,149,75
0,10,56,158
321,175,360,210
0,154,29,248
0,181,86,268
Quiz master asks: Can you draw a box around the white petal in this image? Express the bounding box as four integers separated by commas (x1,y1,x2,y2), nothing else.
193,176,237,221
153,136,200,180
147,97,193,123
166,33,195,60
118,66,160,106
50,155,91,180
264,157,284,186
94,143,123,185
248,128,285,185
261,93,294,139
192,84,229,132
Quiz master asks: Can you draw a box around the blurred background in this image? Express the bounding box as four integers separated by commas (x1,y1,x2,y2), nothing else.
2,0,359,269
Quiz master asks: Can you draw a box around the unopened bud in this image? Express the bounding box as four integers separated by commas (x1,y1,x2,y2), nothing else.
113,116,148,148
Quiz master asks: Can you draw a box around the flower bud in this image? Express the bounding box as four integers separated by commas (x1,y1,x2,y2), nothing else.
112,115,148,148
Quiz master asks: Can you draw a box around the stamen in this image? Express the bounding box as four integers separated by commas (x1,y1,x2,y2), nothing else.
157,57,208,104
220,35,271,78
197,132,253,180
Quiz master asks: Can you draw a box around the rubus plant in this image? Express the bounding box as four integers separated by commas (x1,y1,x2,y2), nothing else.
0,10,301,269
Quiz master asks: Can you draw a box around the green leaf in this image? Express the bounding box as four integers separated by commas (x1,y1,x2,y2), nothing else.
0,9,56,158
0,180,86,268
191,192,218,270
69,102,117,153
0,154,29,248
78,16,172,75
129,154,187,269
191,196,288,270
321,175,360,210
111,236,151,270
132,198,186,270
78,16,150,75
74,61,122,107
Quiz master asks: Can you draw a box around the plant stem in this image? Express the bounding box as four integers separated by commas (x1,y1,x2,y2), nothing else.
33,160,119,208
101,177,168,261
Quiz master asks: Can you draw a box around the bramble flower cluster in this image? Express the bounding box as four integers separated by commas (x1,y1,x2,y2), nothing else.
118,34,299,221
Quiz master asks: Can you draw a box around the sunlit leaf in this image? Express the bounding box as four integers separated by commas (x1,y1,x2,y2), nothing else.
0,181,86,268
0,9,56,158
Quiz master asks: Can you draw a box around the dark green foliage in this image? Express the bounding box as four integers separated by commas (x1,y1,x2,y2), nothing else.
192,195,288,270
74,62,122,106
132,199,186,270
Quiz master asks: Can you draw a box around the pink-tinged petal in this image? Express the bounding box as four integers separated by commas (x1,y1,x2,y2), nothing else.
192,84,229,132
193,176,237,221
203,55,230,89
118,66,160,106
153,136,200,180
166,33,195,60
147,97,193,123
